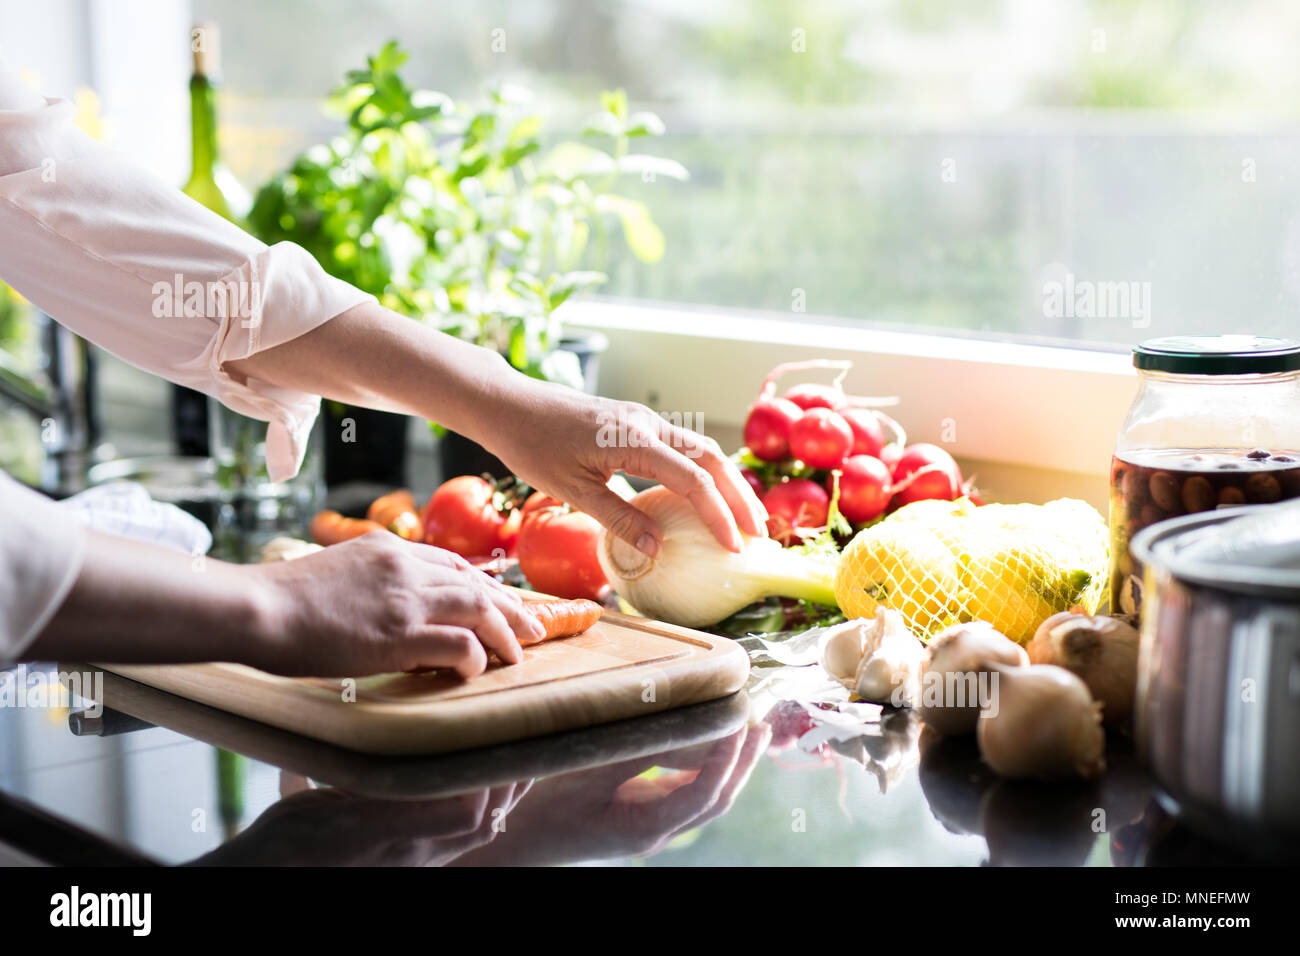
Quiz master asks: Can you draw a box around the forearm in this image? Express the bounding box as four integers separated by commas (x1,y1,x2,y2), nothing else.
25,531,271,666
225,300,534,445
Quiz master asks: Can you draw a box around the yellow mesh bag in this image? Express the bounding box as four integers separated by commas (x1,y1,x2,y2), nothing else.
834,497,1108,643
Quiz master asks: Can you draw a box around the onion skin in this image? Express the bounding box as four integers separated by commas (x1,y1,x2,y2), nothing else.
976,663,1106,781
1026,611,1138,726
919,622,1028,736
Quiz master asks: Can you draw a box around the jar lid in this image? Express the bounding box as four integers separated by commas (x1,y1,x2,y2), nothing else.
1133,334,1300,374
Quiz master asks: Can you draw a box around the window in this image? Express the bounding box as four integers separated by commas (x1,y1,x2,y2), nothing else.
195,0,1300,348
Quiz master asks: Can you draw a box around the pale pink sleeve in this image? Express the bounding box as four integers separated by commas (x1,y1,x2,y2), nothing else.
0,472,86,661
0,64,374,481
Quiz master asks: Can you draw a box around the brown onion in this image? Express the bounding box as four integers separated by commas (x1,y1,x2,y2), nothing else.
919,622,1028,736
976,663,1106,781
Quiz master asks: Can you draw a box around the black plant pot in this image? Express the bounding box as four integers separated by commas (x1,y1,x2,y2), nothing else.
438,329,609,481
323,402,409,488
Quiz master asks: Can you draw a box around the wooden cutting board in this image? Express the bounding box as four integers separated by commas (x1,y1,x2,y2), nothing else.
102,604,749,756
67,666,752,800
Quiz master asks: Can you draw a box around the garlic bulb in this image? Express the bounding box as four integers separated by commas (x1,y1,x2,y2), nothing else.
819,609,927,706
976,663,1106,781
260,536,324,563
820,620,870,680
919,622,1028,736
1026,611,1139,726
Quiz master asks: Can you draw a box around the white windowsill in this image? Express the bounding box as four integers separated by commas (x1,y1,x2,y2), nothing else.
562,299,1136,501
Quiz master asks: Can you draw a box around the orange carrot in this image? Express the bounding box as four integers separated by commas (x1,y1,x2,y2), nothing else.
522,599,603,645
310,510,385,546
367,489,422,540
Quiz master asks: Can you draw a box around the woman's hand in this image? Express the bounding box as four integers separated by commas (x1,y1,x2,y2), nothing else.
246,532,541,678
193,778,533,867
484,379,768,557
451,721,770,865
226,303,768,559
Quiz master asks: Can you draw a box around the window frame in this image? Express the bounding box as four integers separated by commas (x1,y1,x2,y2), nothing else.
562,298,1136,479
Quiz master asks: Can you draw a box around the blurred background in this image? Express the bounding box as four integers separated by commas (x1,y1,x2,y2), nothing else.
3,0,1299,492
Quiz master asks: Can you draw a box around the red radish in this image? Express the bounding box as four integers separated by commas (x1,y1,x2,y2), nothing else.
783,382,845,411
890,443,963,507
743,397,803,462
740,467,766,498
841,408,886,458
764,478,830,545
836,455,893,523
788,408,854,470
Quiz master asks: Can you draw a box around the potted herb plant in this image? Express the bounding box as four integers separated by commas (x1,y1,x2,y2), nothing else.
247,42,686,484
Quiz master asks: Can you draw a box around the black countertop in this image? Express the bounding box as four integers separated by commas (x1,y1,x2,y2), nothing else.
0,661,1274,867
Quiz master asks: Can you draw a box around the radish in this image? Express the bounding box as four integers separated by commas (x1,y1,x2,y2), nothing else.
789,408,854,470
841,408,886,458
764,478,830,545
890,443,963,507
740,467,766,498
783,382,845,411
835,454,893,523
743,397,803,462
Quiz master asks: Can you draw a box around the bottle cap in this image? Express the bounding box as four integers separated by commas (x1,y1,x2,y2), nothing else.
191,23,221,78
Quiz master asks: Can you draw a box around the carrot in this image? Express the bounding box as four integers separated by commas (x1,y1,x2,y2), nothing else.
309,510,385,546
522,599,603,645
367,489,422,540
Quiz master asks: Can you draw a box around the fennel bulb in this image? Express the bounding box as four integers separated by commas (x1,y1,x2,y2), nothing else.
598,486,838,627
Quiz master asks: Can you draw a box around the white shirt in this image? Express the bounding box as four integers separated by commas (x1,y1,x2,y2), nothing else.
0,59,373,659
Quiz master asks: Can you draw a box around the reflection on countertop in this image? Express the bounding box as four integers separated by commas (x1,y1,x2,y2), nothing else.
0,662,1289,866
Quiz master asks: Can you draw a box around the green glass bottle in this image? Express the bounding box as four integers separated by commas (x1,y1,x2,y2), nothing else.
173,22,249,457
182,23,248,221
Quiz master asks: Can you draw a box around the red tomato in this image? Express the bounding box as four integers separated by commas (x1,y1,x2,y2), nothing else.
423,476,517,558
840,408,886,458
788,408,854,470
496,508,523,556
783,383,845,411
890,443,963,508
740,467,766,498
521,490,565,517
744,397,803,462
763,478,830,545
836,455,893,523
517,509,610,601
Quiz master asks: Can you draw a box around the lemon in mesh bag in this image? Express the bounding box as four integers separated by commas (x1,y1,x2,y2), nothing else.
834,497,1107,642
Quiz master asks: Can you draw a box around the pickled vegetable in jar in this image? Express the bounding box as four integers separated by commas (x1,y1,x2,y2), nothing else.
1110,335,1300,615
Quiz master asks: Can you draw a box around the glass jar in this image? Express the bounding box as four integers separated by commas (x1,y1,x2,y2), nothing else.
1109,335,1300,615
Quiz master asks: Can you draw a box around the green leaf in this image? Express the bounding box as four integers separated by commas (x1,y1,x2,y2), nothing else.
546,271,606,311
599,88,628,121
624,111,666,137
453,152,490,181
501,140,540,168
507,115,543,143
507,322,529,370
582,112,624,138
598,195,665,263
541,142,616,180
507,272,545,298
617,155,690,181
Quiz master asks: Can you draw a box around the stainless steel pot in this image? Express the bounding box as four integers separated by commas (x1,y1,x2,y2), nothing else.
1132,505,1300,852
